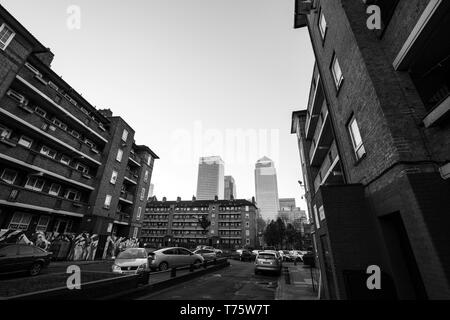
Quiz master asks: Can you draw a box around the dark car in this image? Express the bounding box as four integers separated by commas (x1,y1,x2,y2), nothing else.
0,244,52,277
234,249,255,262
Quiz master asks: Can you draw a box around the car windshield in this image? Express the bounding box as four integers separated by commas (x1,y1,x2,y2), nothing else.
258,253,276,260
117,249,146,259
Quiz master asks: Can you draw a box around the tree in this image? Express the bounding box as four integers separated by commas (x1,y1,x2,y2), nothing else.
276,218,286,249
285,223,297,249
198,215,211,235
263,220,279,247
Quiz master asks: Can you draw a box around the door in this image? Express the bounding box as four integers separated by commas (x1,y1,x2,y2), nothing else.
177,248,194,266
16,245,36,271
0,245,20,274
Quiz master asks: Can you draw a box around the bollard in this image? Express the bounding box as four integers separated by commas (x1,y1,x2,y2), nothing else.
171,267,177,278
189,264,194,272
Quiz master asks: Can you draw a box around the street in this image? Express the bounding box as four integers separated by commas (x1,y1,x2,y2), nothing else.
139,260,282,300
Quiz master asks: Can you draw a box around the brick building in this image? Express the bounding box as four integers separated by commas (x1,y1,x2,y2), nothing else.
291,0,450,299
141,197,258,249
0,5,158,243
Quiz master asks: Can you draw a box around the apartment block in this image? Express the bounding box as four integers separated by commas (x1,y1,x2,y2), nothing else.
0,5,158,245
292,0,450,299
141,197,258,249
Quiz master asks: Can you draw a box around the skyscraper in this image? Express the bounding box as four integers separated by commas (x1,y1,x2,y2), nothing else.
224,176,237,200
254,157,280,221
196,156,225,200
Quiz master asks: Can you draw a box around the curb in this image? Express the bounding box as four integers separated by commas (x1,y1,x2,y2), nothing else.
103,261,231,300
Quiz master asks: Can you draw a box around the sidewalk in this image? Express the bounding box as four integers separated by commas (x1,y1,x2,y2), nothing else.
276,263,318,300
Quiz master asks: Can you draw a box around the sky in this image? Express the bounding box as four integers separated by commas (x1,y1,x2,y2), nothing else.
1,0,314,212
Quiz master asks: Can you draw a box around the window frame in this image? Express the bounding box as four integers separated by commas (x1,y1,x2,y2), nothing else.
330,53,344,91
122,129,129,142
347,115,366,161
1,168,17,184
318,8,328,41
18,136,33,149
8,213,31,231
0,23,16,51
25,176,45,192
65,189,81,202
0,125,13,139
49,183,61,196
104,195,112,209
40,145,58,159
110,170,119,185
116,149,124,162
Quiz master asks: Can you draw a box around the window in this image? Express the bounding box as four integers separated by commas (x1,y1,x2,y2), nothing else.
122,129,129,142
0,245,18,257
40,146,57,159
144,170,149,183
65,189,81,201
110,171,118,184
116,149,123,162
18,136,33,148
1,168,17,184
133,227,139,239
8,213,31,231
52,118,68,131
318,9,327,40
36,216,50,232
70,130,81,139
34,107,47,118
0,125,12,139
49,183,61,196
348,116,366,160
137,207,142,220
331,54,344,90
0,24,15,50
84,139,95,149
147,155,152,166
104,195,112,209
6,89,26,104
76,163,89,175
25,177,45,192
140,188,146,201
60,155,71,166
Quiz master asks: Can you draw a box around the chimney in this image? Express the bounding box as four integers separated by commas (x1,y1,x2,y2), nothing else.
162,197,167,203
252,196,256,204
177,197,181,202
99,109,113,118
230,194,234,201
192,196,196,201
214,195,218,202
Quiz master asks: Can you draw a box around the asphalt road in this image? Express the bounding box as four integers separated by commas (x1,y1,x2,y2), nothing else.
137,260,281,300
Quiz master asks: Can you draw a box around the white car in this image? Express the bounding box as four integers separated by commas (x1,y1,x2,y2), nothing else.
112,248,150,275
148,247,204,271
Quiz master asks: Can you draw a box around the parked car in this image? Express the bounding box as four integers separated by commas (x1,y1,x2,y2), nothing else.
0,244,52,277
254,251,282,275
195,245,223,256
280,250,293,262
193,248,217,261
148,247,204,271
289,250,304,262
112,248,150,275
234,249,255,262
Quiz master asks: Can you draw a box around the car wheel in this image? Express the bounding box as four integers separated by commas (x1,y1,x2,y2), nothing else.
194,259,202,268
159,262,169,271
30,262,42,276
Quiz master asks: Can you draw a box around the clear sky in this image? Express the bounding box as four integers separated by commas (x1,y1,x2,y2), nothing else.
1,0,314,212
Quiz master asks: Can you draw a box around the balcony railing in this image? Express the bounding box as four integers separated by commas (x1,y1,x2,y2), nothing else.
0,182,87,216
119,192,134,204
305,64,325,139
15,69,109,143
309,104,333,167
0,100,102,165
124,170,138,184
0,143,96,190
313,140,342,192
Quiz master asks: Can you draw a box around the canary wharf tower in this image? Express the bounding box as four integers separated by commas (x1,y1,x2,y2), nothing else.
255,157,280,221
196,156,225,200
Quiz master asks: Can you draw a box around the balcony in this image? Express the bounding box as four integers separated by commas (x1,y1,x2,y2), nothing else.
305,65,325,140
0,101,102,166
123,169,138,185
0,182,87,217
115,212,131,224
313,140,345,192
309,104,333,167
128,153,141,167
0,143,95,191
13,70,109,144
119,192,134,205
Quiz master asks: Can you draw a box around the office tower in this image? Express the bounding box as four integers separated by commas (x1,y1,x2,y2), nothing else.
224,176,237,200
254,157,280,221
196,156,224,200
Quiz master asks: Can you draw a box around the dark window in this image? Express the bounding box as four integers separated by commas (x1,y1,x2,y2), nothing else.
0,245,18,257
19,245,34,255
